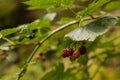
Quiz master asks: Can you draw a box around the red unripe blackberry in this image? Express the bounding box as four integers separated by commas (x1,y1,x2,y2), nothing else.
67,47,74,56
62,49,69,58
61,47,74,58
79,46,87,55
72,51,80,58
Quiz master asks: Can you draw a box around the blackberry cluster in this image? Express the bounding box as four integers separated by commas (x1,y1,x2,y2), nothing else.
62,46,87,61
61,47,74,58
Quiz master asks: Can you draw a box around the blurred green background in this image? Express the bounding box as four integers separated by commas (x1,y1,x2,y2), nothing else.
0,0,120,80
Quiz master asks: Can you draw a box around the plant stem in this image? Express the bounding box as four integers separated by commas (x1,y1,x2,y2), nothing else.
16,17,93,80
16,20,79,80
2,36,15,45
27,20,79,63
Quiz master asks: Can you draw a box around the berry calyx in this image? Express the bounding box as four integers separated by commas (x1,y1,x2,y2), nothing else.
82,40,86,45
70,56,76,61
79,46,87,55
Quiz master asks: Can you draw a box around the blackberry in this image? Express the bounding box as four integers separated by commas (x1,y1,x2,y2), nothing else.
72,51,80,58
67,47,74,56
62,49,69,58
61,47,74,58
79,46,87,55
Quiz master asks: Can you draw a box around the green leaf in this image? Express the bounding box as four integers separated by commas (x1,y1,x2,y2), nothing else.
65,15,118,41
106,1,120,10
25,19,51,36
60,17,74,24
78,0,110,17
77,55,88,65
13,19,51,44
116,16,120,26
0,28,19,36
39,19,51,28
41,63,64,80
27,19,51,30
97,41,113,48
24,0,74,10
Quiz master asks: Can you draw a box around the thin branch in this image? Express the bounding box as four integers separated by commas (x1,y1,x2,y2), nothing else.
26,20,80,64
16,20,79,80
2,36,15,45
16,17,94,80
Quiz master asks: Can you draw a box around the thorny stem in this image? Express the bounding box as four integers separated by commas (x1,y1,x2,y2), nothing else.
16,17,93,80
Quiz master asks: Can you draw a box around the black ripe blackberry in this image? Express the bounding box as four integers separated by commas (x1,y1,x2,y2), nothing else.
79,46,87,55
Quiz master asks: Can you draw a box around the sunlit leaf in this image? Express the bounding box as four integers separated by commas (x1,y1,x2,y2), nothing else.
65,15,118,41
0,28,19,36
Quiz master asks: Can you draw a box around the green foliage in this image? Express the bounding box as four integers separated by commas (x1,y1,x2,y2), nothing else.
116,16,120,26
65,15,118,41
26,19,51,32
0,28,19,36
106,1,120,11
60,17,75,24
0,0,120,80
78,0,110,16
41,62,75,80
41,63,64,80
97,40,114,48
77,55,88,65
24,0,74,10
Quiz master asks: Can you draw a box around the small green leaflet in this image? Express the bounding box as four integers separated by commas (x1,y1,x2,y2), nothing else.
24,0,74,10
78,0,110,17
65,15,118,41
0,28,19,36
